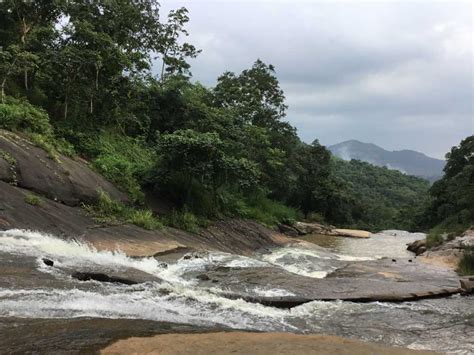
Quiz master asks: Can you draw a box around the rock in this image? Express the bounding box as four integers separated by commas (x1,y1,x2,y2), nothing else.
71,272,138,285
42,258,54,267
0,182,290,257
419,230,474,270
0,130,128,206
293,221,331,235
331,229,371,238
196,274,210,281
460,278,474,294
407,239,427,255
189,259,461,307
277,223,299,237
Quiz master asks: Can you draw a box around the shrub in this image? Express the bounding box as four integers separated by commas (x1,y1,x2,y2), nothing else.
458,246,474,276
24,193,41,206
242,195,301,227
84,190,162,230
127,210,163,230
0,97,52,135
426,229,445,248
92,132,155,202
163,209,204,233
427,217,469,248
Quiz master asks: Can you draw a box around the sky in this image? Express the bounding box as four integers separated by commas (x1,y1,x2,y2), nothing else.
159,0,473,159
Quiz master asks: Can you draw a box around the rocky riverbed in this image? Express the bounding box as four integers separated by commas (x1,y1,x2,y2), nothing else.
0,228,473,353
1,130,473,353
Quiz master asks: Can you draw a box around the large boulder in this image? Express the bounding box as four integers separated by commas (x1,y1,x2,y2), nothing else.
0,130,127,206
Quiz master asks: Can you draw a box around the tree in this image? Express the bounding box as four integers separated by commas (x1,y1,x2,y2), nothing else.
155,129,260,210
158,7,200,82
214,59,287,128
426,135,474,229
0,45,38,103
290,140,333,217
0,0,63,91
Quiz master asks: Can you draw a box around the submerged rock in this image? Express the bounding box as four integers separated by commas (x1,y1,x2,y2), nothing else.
71,272,138,285
42,258,54,267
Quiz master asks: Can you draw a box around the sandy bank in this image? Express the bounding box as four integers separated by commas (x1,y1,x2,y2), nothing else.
101,332,436,355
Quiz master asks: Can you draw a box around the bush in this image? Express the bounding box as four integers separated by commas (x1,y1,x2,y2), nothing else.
92,132,155,202
0,97,52,135
427,217,469,248
458,246,474,276
24,193,41,206
242,195,301,227
163,209,206,233
84,190,162,230
127,210,163,230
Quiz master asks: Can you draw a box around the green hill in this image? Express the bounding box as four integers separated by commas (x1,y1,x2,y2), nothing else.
331,158,430,231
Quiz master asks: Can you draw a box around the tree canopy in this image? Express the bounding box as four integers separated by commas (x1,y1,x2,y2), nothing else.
1,1,469,233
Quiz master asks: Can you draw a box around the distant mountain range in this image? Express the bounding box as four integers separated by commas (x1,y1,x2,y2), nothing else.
328,140,445,182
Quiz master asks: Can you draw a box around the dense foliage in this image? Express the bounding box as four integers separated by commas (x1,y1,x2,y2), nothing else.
424,136,474,245
1,0,469,235
331,159,430,231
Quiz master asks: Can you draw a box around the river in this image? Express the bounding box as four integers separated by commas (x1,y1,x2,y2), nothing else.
0,229,472,353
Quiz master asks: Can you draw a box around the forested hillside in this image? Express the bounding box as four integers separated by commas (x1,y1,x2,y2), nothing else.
0,0,469,234
331,159,430,231
329,140,445,182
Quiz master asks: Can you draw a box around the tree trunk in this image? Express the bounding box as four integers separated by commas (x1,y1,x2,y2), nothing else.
64,92,68,120
20,17,30,91
1,79,6,104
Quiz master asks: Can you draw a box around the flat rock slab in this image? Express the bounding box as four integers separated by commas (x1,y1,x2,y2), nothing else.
0,317,219,354
101,332,436,355
190,258,461,307
332,228,371,238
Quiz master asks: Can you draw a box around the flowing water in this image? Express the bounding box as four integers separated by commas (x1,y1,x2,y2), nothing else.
0,229,473,353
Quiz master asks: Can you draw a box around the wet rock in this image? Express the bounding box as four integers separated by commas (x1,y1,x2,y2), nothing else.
407,239,427,255
196,274,210,281
71,272,138,285
277,224,299,237
42,258,54,267
191,259,462,307
460,277,474,294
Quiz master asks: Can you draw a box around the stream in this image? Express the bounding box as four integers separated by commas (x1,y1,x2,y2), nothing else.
0,229,472,353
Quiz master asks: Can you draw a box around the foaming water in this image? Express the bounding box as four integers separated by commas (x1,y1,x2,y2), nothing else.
0,229,473,354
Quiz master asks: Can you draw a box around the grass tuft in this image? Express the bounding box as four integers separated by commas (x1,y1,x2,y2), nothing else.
24,193,41,206
458,246,474,276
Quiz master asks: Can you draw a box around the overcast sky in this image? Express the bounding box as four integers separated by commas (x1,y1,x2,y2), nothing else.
159,0,473,159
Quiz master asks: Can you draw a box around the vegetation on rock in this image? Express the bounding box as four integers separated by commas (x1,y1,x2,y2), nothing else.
24,193,41,206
